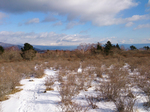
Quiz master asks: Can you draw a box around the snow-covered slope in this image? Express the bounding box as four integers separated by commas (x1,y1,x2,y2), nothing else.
0,68,149,112
1,70,60,112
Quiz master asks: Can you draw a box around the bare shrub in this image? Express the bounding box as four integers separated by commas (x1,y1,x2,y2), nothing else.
34,64,45,78
45,76,55,91
85,95,98,109
0,63,21,100
0,50,22,62
58,102,86,112
95,67,103,78
57,70,85,112
137,66,150,109
96,65,136,112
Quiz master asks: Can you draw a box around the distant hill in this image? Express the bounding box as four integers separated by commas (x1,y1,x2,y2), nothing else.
0,42,43,52
33,45,77,51
1,42,150,51
0,42,22,49
119,43,150,49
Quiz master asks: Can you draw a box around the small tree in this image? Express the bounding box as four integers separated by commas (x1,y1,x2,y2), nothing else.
116,43,120,50
104,41,113,55
97,42,102,51
0,46,4,55
130,45,137,50
21,43,36,60
143,46,149,50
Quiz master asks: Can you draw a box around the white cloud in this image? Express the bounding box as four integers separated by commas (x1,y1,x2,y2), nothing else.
25,18,39,25
99,37,117,43
42,15,57,22
125,22,134,27
0,31,92,46
134,24,150,30
66,21,83,29
129,39,134,43
125,15,150,21
0,0,139,26
119,40,126,44
53,21,62,26
148,0,150,6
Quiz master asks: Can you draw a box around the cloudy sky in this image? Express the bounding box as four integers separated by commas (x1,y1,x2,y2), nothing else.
0,0,150,46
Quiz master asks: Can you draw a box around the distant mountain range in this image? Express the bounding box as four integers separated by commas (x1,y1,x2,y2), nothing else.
0,42,78,51
0,42,22,49
0,42,43,52
0,42,150,51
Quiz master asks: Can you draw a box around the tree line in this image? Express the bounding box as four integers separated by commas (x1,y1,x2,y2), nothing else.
0,41,150,60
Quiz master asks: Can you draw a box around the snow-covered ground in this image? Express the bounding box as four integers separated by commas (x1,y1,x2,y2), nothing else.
0,67,149,112
1,69,60,112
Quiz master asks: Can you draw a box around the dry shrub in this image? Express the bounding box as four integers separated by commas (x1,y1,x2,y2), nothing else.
0,50,22,62
95,68,103,78
45,76,55,91
57,70,84,111
85,95,98,109
137,66,150,108
96,65,136,112
34,64,45,78
58,102,86,112
0,60,45,100
58,74,80,104
0,63,21,101
75,71,95,91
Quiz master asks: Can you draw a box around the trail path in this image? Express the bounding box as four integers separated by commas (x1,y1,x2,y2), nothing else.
1,69,59,112
0,68,148,112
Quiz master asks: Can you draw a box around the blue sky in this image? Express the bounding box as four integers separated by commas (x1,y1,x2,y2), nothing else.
0,0,150,46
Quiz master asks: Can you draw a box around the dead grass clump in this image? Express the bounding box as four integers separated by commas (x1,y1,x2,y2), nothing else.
85,95,98,109
137,66,150,109
45,76,55,91
0,50,22,62
96,65,136,112
58,101,86,112
0,64,22,101
95,68,103,78
57,71,82,111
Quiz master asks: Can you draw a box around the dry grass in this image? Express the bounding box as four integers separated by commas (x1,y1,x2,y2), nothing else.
1,48,150,111
96,64,137,112
45,76,55,91
137,65,150,109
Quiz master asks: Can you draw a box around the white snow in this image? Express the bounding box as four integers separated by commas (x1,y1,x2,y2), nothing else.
77,68,82,73
1,70,60,112
0,68,149,112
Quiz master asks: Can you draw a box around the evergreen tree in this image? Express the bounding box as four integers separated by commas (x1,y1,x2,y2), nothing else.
21,43,34,51
143,46,149,50
104,41,112,55
0,46,4,55
130,45,137,50
97,42,102,51
21,43,36,60
116,43,120,50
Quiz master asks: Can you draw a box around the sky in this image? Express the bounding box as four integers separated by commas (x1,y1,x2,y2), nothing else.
0,0,150,46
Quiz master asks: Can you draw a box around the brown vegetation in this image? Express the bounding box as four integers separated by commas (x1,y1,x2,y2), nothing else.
0,42,150,111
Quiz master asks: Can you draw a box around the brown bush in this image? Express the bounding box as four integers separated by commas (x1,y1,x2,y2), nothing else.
96,65,136,112
0,50,22,62
45,76,55,91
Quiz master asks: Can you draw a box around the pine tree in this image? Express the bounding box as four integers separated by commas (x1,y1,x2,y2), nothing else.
130,45,137,50
104,41,112,55
0,46,4,55
116,43,120,50
143,46,149,50
21,43,36,60
97,42,102,51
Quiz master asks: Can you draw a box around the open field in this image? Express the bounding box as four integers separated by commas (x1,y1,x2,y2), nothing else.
0,47,150,112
